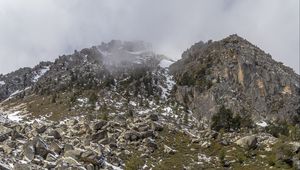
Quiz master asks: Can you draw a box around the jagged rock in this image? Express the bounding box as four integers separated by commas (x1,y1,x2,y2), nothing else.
235,135,257,149
293,159,300,170
0,125,12,142
164,145,176,154
170,34,300,122
289,142,300,153
124,131,140,141
0,162,10,170
23,142,35,161
91,130,107,141
80,151,104,167
0,144,13,154
13,163,31,170
63,144,74,152
140,131,155,139
48,130,61,139
36,125,47,134
147,114,159,121
10,130,24,140
49,141,62,155
146,139,158,152
46,153,57,162
43,161,56,169
34,138,50,158
151,122,163,131
64,149,83,160
93,120,107,131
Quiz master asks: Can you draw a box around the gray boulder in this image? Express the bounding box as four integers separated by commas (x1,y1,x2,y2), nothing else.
235,135,257,149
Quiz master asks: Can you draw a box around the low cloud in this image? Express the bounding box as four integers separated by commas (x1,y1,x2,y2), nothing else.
0,0,299,74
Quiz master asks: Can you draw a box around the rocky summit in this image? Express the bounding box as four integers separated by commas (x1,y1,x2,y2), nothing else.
0,35,299,170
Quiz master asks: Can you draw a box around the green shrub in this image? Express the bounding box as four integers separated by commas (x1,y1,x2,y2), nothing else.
211,105,240,132
266,122,289,138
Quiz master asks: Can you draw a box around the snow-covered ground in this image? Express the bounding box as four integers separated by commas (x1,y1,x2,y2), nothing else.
33,66,50,82
0,81,5,86
159,59,173,68
0,110,24,123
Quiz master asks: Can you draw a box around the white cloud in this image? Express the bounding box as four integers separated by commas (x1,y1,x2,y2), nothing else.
0,0,299,74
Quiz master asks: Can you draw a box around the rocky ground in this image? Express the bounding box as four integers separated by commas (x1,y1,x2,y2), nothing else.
0,36,300,170
1,110,300,170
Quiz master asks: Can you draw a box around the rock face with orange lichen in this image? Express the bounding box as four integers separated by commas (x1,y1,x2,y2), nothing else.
170,34,300,122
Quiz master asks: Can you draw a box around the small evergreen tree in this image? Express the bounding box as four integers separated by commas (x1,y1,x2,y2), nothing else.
211,105,234,132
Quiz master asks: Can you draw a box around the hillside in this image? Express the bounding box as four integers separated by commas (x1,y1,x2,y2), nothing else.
0,35,300,170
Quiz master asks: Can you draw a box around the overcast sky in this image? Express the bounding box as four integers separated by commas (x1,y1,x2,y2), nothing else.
0,0,299,74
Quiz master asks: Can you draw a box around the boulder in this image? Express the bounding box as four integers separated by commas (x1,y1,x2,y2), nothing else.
164,145,177,154
91,130,107,141
34,138,50,158
64,149,83,160
147,114,159,121
124,131,140,141
235,135,257,149
0,162,10,170
93,120,107,131
49,141,62,155
23,142,35,161
48,130,61,139
0,125,12,142
151,122,163,131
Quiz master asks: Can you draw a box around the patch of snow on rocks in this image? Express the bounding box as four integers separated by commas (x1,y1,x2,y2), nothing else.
256,120,268,127
159,59,174,68
129,101,137,106
7,111,24,122
33,66,50,82
0,81,5,86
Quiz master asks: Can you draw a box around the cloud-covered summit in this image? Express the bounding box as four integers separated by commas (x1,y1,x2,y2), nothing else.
0,0,299,74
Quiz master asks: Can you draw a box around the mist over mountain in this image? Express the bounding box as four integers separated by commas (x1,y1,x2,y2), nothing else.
0,35,299,169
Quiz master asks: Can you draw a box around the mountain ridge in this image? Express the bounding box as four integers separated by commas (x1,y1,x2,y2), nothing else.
0,35,300,170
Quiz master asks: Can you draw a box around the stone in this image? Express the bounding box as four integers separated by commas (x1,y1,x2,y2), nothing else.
63,144,74,152
235,135,257,149
43,161,56,169
23,142,35,161
0,162,10,170
10,130,24,140
124,131,140,141
49,141,62,155
46,153,57,162
91,130,107,141
34,138,50,158
93,120,107,131
140,131,155,139
13,163,31,170
48,130,61,139
148,114,159,121
0,125,12,142
36,125,47,134
151,122,163,131
164,145,177,154
64,149,83,160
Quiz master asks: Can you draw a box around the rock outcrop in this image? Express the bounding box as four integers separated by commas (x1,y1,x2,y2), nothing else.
170,34,300,122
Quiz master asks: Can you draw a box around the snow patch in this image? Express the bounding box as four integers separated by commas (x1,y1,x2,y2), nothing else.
256,120,268,127
159,59,174,68
0,81,5,86
33,66,50,82
129,101,137,106
7,111,24,122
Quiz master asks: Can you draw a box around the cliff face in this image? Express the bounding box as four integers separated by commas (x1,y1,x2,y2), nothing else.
170,34,300,121
1,36,300,170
